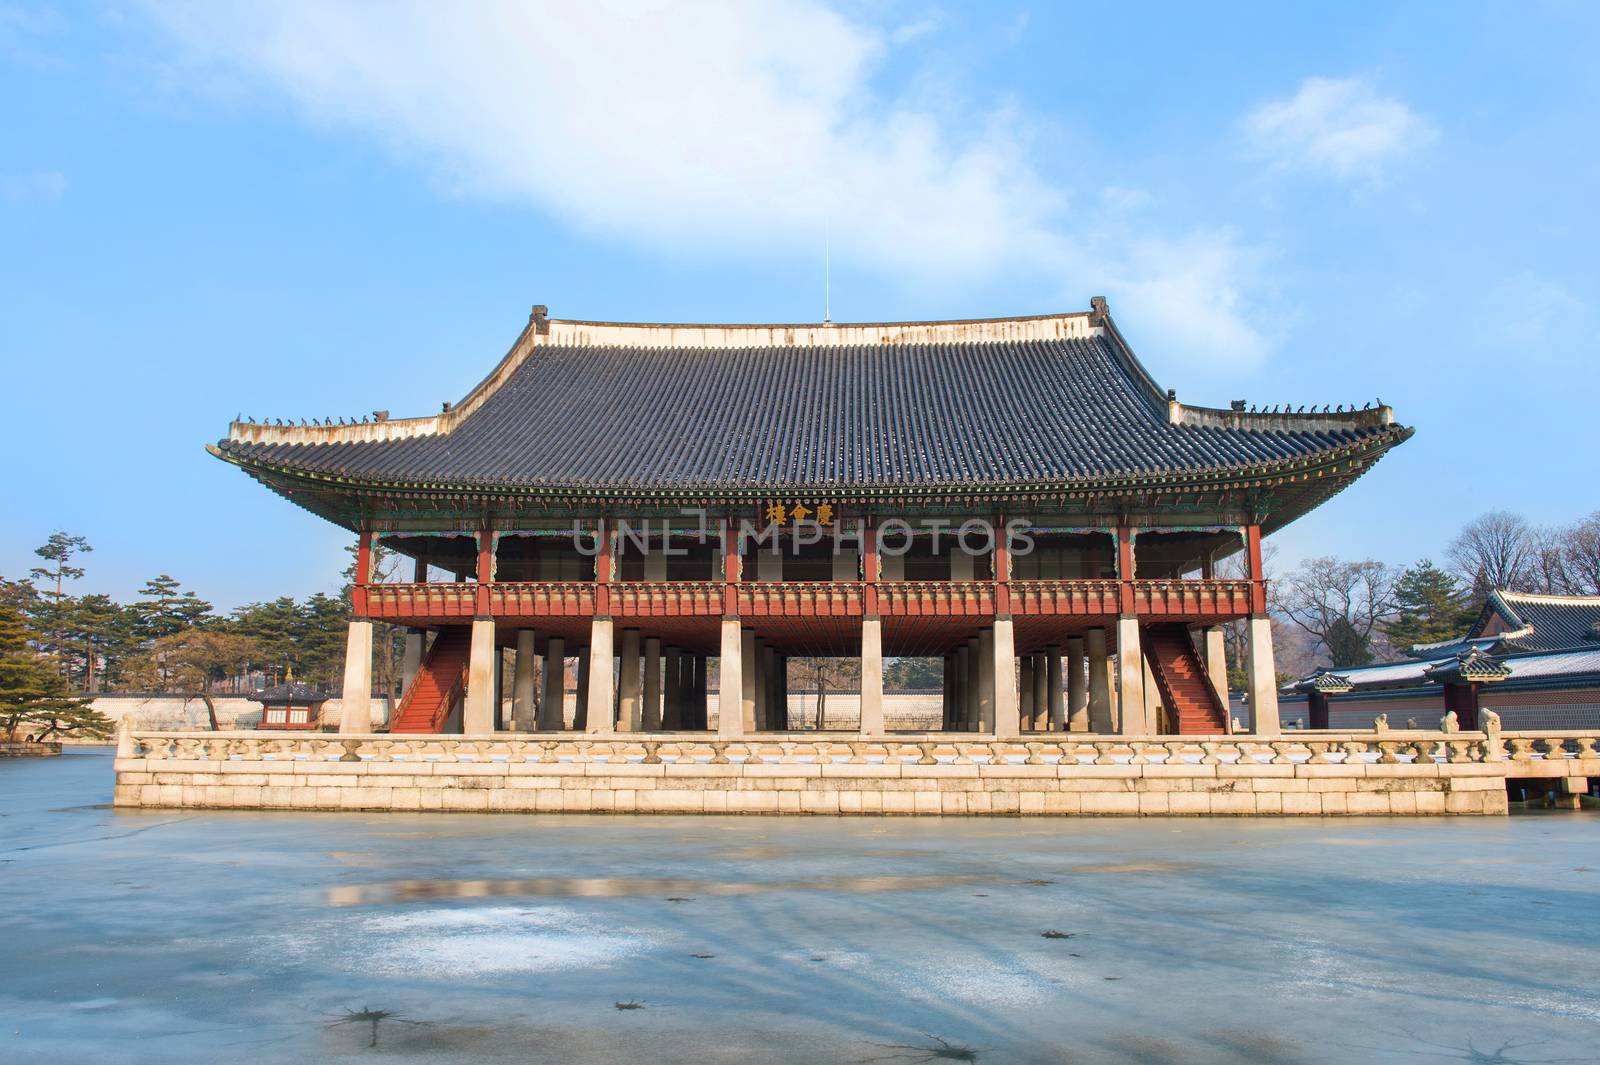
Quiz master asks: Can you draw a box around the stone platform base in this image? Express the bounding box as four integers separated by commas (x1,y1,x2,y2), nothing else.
2,741,62,758
111,730,1600,816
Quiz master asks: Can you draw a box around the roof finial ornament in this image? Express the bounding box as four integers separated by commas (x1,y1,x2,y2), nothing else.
1230,399,1246,412
1088,296,1110,326
530,304,549,335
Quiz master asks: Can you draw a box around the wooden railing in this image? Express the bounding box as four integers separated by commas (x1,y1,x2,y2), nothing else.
738,581,865,617
361,578,1258,622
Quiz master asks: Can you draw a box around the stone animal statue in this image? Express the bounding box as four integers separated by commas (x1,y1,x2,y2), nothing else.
1481,708,1501,733
1406,718,1418,729
1373,714,1389,733
1440,711,1459,733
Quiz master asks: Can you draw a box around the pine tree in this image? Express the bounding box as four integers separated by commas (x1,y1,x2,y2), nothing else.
25,531,92,672
1384,560,1477,653
133,575,214,640
0,594,108,740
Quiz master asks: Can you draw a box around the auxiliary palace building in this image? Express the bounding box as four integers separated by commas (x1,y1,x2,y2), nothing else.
212,300,1412,742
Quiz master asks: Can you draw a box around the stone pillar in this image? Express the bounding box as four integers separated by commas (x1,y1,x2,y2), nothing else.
1066,636,1088,732
741,630,758,731
991,617,1020,740
1032,654,1050,730
463,617,497,734
539,637,565,730
1203,625,1228,708
573,645,591,731
401,628,425,697
976,628,996,733
1046,646,1065,731
769,649,784,730
860,616,884,736
1246,615,1280,736
662,648,681,729
338,619,374,735
1019,656,1036,730
512,630,537,730
954,645,971,730
752,637,767,729
617,628,642,732
1142,649,1162,735
1115,617,1147,735
1086,627,1113,733
718,618,745,738
642,637,662,730
693,655,708,729
966,636,982,729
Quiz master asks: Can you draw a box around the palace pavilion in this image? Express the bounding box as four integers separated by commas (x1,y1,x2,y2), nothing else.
211,300,1412,740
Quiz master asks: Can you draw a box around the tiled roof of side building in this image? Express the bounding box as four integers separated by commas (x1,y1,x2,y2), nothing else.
1475,591,1600,652
213,306,1410,500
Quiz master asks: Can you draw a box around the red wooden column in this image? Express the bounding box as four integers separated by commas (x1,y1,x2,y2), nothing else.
352,530,372,616
862,519,879,616
593,519,612,616
1245,524,1267,614
722,517,740,615
474,527,495,615
1116,525,1136,615
994,514,1011,616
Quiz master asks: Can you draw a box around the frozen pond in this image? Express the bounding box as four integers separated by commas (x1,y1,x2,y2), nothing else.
3,749,1597,1064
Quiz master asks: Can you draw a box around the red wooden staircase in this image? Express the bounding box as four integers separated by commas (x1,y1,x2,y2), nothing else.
1143,624,1228,734
389,627,471,733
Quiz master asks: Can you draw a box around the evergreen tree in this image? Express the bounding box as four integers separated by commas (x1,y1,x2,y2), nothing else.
133,575,214,640
0,594,108,740
25,531,92,672
1383,560,1477,653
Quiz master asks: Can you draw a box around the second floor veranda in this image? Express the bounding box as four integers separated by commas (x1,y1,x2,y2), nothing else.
352,518,1269,625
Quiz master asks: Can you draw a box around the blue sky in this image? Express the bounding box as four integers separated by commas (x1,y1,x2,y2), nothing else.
2,1,1595,610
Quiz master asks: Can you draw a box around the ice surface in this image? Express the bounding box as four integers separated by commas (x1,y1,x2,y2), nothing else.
2,750,1597,1064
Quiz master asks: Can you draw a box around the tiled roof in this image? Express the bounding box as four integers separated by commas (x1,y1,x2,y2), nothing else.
253,682,329,703
1475,591,1600,652
215,330,1405,496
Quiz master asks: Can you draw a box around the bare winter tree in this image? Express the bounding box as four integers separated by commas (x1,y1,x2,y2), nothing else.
1545,511,1600,595
1272,557,1401,668
1445,511,1536,595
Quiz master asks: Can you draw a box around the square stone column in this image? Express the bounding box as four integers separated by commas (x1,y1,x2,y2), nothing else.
966,636,982,728
718,618,745,738
1086,627,1115,734
976,628,996,733
1046,646,1065,731
1066,636,1088,731
662,647,682,729
338,619,374,735
740,629,758,731
573,646,591,730
512,630,538,730
585,620,615,735
1033,654,1050,730
954,645,971,730
1141,649,1162,734
401,628,425,699
463,617,498,734
768,649,784,729
1246,615,1281,736
860,616,885,736
1115,616,1148,735
617,628,642,731
642,637,662,730
991,617,1020,740
1203,625,1229,712
539,637,565,730
1019,656,1036,729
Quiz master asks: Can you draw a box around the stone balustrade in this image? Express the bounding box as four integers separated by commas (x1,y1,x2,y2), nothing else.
112,728,1599,817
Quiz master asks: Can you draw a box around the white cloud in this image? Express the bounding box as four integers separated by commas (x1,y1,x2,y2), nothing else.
1241,76,1432,180
140,0,1272,366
